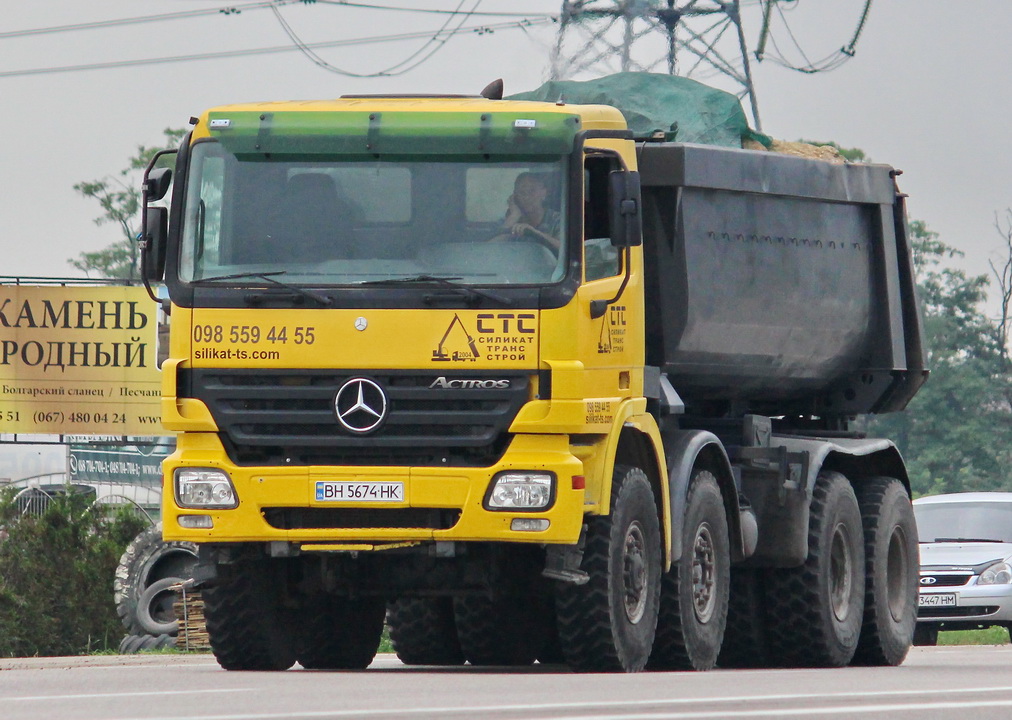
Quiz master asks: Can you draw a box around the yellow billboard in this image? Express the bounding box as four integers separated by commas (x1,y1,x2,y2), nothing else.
0,285,168,436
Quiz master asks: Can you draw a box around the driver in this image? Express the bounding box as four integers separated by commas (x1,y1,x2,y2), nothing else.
493,172,561,251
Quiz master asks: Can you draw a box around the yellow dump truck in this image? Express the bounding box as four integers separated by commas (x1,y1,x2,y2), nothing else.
141,78,926,672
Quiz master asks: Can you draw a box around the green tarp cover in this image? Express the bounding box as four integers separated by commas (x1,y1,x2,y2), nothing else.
508,72,767,147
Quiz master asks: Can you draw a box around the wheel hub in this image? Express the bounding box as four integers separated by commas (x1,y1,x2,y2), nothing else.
829,522,853,622
623,521,648,624
692,522,717,623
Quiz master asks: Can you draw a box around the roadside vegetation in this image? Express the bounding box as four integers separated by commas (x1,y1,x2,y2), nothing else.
0,489,146,657
938,628,1010,646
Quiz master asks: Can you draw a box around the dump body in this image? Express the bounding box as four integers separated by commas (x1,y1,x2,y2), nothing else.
638,143,926,417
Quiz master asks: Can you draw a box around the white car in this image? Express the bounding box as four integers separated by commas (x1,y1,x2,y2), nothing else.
913,493,1012,645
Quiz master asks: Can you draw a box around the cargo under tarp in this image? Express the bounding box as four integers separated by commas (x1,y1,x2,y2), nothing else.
508,72,768,147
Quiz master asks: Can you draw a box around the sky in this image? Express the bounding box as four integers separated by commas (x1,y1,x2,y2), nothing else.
1,0,1010,324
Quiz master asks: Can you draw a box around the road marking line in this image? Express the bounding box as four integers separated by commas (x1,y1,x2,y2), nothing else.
101,685,1012,720
8,688,252,702
533,698,1012,719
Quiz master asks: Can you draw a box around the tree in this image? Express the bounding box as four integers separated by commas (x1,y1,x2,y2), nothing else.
70,128,187,280
868,221,1012,496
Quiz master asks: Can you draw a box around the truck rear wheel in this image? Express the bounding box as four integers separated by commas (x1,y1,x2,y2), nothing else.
649,469,729,670
387,598,464,666
555,465,661,672
453,594,544,666
851,476,918,666
717,568,771,668
764,471,865,667
203,558,298,671
297,596,386,670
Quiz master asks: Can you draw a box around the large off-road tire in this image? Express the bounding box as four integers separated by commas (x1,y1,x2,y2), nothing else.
912,624,939,646
136,576,185,636
453,594,547,666
649,469,729,671
555,465,661,672
203,558,298,671
297,596,386,670
114,523,197,635
387,598,465,666
851,476,919,666
764,471,865,667
717,568,772,668
386,595,465,664
118,632,176,654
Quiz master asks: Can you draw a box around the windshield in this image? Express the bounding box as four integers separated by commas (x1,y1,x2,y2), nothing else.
178,141,567,286
914,501,1012,543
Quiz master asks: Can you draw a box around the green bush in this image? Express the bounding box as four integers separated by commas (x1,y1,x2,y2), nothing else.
0,488,147,657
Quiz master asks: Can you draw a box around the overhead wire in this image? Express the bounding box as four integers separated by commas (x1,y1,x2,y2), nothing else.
759,0,872,74
269,0,488,77
0,1,553,40
0,16,554,79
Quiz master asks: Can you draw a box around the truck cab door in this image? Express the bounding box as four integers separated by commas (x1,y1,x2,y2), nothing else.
574,152,644,397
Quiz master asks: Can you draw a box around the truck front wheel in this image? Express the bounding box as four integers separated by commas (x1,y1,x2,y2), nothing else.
297,595,385,670
851,476,918,666
649,469,729,670
453,594,544,666
387,598,464,666
764,471,865,667
555,465,661,672
203,557,298,671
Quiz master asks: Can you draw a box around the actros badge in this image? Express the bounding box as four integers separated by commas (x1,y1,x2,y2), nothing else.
334,378,387,434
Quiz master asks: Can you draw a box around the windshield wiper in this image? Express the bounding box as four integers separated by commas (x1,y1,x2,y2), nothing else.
358,274,512,306
193,271,332,307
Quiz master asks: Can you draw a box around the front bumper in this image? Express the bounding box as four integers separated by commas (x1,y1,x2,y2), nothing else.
162,430,586,548
918,581,1012,626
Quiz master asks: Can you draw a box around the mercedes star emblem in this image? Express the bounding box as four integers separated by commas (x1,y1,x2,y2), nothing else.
355,317,368,331
334,377,387,434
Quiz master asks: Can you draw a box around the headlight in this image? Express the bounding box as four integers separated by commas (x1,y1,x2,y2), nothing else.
485,472,554,510
978,561,1012,585
175,468,238,509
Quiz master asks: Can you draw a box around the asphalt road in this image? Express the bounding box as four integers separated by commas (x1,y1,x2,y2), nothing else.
2,647,1012,720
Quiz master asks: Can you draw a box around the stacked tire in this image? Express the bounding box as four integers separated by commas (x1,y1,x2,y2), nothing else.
114,523,198,653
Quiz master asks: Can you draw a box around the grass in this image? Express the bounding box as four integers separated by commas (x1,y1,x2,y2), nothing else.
938,627,1010,645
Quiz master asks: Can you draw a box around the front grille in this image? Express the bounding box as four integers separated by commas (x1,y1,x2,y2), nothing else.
263,507,460,530
182,369,530,467
918,605,999,618
920,574,972,587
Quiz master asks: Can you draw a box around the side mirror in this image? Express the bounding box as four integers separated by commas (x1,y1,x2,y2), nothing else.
142,207,168,282
608,170,642,248
145,167,172,202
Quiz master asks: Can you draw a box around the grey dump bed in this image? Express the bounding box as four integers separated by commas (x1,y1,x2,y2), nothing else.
638,143,926,417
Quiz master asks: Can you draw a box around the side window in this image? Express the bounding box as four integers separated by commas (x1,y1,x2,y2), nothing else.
584,155,620,281
180,153,224,278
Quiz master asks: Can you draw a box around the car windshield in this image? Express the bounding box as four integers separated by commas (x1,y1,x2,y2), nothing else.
178,141,567,286
914,501,1012,543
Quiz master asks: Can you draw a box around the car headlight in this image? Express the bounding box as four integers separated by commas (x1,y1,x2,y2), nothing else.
174,468,238,509
485,472,554,510
978,561,1012,585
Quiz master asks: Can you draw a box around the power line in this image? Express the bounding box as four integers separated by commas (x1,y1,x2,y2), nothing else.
0,1,289,40
0,17,553,79
0,1,553,41
270,0,487,77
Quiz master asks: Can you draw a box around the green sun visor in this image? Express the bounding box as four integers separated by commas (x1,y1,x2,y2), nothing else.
205,110,582,156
